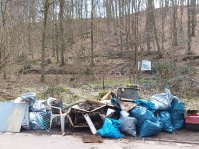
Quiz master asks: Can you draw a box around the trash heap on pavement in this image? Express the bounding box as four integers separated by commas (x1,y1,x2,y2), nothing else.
16,92,51,131
0,88,188,138
96,88,185,138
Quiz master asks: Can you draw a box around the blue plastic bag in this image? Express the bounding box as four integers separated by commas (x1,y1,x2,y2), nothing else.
111,98,122,118
139,120,162,137
157,111,173,133
131,106,157,130
97,118,123,139
135,99,156,113
169,99,184,130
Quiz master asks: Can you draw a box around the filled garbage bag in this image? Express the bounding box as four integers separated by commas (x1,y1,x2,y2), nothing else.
97,118,123,139
139,120,162,137
169,98,185,130
29,112,45,130
29,111,50,130
150,88,173,110
21,92,47,112
21,92,37,107
135,99,156,113
111,98,122,118
30,100,46,112
118,111,137,136
157,111,173,133
130,106,157,130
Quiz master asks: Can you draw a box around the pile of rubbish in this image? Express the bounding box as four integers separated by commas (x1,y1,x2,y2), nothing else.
96,88,185,138
0,87,196,138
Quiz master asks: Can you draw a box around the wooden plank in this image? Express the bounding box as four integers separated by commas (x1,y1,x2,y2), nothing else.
83,135,103,143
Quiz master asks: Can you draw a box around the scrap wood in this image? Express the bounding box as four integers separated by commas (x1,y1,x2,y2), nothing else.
119,99,137,112
63,100,86,111
86,99,105,105
83,135,103,143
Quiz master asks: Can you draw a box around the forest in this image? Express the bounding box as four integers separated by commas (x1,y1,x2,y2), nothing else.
0,0,198,103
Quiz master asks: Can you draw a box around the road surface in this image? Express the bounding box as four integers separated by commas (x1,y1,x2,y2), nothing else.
0,132,198,149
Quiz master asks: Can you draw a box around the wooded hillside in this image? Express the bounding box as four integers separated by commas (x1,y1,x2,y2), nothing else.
0,0,198,100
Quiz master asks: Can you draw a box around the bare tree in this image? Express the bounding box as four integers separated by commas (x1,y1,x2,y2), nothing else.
187,0,192,54
191,0,196,36
41,0,50,82
145,0,153,54
0,0,8,79
90,0,94,67
118,0,123,51
59,0,65,67
172,0,178,46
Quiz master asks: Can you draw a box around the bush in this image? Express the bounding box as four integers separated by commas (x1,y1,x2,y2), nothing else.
98,90,109,98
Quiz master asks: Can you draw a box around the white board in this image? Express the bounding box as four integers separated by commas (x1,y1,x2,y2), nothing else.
0,102,28,132
138,60,152,71
84,114,97,134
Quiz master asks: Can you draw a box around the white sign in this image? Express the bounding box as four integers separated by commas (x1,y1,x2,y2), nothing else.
138,60,151,71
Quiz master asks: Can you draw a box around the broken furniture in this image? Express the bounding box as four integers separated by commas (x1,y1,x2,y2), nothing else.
66,100,115,133
47,97,67,133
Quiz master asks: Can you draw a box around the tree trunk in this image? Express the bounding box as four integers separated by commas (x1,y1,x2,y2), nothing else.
1,0,7,79
28,0,32,56
172,0,178,46
59,0,65,67
52,1,56,58
106,0,111,33
55,22,59,63
85,0,88,37
180,0,184,32
146,0,154,54
191,0,196,36
187,0,192,54
41,0,49,82
152,3,161,55
118,0,123,51
90,0,94,66
161,0,166,51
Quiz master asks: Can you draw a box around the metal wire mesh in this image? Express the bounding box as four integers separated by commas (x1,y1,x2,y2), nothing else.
34,111,51,132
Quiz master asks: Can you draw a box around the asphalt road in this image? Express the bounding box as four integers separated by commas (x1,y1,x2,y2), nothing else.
0,132,198,149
